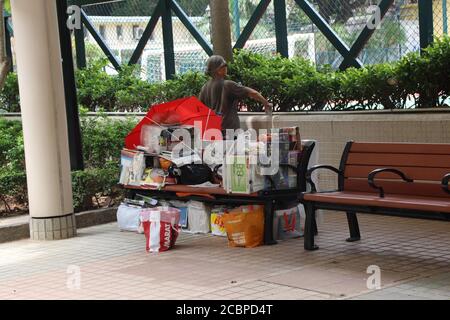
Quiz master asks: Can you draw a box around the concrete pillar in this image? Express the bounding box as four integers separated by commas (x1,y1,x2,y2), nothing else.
11,0,76,240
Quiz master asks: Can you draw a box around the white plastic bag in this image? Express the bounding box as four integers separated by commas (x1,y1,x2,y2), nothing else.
273,206,303,240
117,204,142,232
186,201,210,234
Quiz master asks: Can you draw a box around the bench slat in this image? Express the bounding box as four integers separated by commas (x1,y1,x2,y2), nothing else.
347,153,450,168
344,178,450,198
303,191,450,213
351,142,450,155
345,165,450,181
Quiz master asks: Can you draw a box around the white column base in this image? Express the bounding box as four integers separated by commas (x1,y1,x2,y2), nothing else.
29,214,77,240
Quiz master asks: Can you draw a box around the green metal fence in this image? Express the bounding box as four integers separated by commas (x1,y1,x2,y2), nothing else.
4,0,446,79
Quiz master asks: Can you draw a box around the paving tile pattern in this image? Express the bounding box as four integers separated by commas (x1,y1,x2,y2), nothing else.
0,211,449,300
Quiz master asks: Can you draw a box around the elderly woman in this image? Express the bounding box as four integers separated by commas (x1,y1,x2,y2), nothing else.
199,55,272,132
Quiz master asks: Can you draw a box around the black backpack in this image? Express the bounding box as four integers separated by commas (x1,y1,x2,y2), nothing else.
168,163,213,185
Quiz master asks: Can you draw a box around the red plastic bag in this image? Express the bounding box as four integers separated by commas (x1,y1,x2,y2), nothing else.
140,207,180,253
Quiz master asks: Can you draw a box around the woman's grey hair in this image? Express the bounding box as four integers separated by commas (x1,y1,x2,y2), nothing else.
205,55,227,77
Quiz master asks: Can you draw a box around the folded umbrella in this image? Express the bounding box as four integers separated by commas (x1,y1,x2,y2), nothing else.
125,96,222,150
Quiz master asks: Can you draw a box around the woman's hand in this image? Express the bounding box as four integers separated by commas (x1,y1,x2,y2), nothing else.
264,102,273,114
247,88,272,113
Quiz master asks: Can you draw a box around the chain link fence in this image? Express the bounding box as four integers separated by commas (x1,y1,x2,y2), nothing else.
172,1,210,78
433,0,449,38
361,0,418,65
70,0,448,80
286,0,419,68
233,0,278,54
79,0,210,81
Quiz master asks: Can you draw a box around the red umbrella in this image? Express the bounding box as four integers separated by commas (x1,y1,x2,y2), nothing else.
125,96,222,150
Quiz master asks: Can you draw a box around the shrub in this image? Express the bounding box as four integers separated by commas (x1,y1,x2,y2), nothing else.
0,119,25,171
155,70,208,104
0,166,124,214
0,114,136,214
76,59,117,111
0,170,27,213
79,109,138,168
415,37,450,107
284,69,336,111
72,166,123,212
229,50,318,111
0,73,20,113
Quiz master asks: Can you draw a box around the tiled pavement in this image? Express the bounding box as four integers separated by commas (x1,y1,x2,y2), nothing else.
0,211,449,300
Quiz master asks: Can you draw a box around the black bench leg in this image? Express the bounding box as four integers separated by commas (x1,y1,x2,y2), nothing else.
304,202,319,251
264,200,277,245
312,212,318,236
346,211,361,242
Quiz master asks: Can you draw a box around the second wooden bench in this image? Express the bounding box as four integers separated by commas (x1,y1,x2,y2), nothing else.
300,141,450,251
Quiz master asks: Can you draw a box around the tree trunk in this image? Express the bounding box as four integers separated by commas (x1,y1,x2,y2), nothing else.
209,0,233,61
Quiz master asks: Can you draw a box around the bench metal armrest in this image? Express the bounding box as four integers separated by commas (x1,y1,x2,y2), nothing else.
442,174,450,194
306,165,343,193
368,168,414,198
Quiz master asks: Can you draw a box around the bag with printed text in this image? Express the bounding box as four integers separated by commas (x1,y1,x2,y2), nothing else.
140,207,180,253
222,205,264,248
273,206,303,240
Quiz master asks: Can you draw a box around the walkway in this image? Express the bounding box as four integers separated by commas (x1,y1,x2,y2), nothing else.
0,212,449,300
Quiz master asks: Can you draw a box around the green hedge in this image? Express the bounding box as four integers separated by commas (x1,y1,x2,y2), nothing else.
1,36,449,113
71,166,123,212
0,166,121,214
79,109,138,168
0,114,138,214
229,37,450,111
75,61,207,112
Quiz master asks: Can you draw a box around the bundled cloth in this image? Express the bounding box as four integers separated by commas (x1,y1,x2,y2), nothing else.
140,207,181,253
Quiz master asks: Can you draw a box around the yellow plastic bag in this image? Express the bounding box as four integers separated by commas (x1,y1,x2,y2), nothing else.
222,205,265,248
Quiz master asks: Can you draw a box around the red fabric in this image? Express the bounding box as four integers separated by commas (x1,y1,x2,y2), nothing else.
141,208,181,253
142,220,179,253
125,96,222,150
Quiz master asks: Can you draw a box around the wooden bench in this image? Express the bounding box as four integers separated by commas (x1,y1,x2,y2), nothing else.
300,141,450,251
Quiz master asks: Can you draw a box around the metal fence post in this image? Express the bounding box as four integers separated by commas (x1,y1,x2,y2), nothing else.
233,0,271,50
74,26,86,69
129,1,163,65
171,0,213,56
274,0,289,57
73,0,86,69
339,0,394,70
56,0,84,171
161,0,175,80
294,0,362,69
443,0,448,35
4,13,13,72
81,9,121,70
418,0,434,51
418,0,435,108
